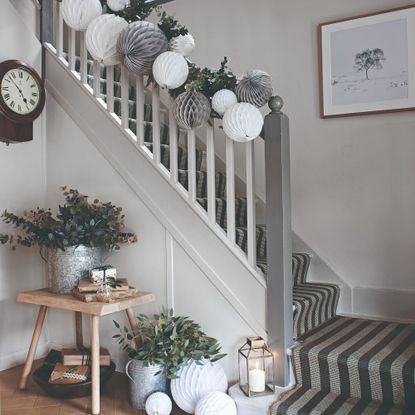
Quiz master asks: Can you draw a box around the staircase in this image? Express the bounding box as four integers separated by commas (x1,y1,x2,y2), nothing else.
272,316,415,414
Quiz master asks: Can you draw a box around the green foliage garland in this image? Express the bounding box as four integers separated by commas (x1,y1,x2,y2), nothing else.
113,310,226,379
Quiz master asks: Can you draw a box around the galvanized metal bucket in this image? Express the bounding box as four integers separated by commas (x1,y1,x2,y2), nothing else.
125,360,167,410
43,245,105,294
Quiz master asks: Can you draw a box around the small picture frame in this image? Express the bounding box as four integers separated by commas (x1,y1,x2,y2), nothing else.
319,5,415,118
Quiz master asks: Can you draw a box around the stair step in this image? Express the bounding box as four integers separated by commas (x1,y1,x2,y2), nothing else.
271,386,408,415
177,170,226,198
291,316,415,407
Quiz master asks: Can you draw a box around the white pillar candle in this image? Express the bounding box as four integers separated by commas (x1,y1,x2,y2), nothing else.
248,367,266,393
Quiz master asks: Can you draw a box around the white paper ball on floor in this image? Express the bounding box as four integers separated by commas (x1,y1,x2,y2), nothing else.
86,14,128,66
153,52,189,90
169,33,195,57
235,69,273,108
223,103,263,142
107,0,129,12
212,89,237,116
195,392,237,415
62,0,102,31
171,360,228,414
145,392,172,415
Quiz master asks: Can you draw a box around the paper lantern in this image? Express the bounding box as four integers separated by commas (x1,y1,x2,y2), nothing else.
212,89,237,116
145,392,172,415
171,360,227,414
235,70,273,108
195,392,237,415
223,103,263,142
169,33,195,57
117,21,168,75
86,14,128,66
174,92,211,130
61,0,102,31
153,52,189,90
107,0,128,12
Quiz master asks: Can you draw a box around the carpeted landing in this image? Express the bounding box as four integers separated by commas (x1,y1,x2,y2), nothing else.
271,316,415,415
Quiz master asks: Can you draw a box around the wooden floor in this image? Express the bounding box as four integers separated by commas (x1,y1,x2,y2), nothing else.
0,361,185,415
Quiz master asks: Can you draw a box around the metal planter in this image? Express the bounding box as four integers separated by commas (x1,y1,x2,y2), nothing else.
44,245,105,294
126,360,167,410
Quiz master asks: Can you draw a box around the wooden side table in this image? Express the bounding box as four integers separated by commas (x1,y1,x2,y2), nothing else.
17,289,154,415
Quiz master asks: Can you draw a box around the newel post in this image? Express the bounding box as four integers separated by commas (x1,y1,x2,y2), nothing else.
264,96,293,386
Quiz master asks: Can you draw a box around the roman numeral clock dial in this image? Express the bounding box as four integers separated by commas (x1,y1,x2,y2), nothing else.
0,60,45,143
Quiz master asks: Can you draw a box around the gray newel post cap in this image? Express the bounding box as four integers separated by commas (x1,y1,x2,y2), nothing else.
268,96,284,113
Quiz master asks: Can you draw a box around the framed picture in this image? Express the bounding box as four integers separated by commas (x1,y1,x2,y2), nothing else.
319,5,415,118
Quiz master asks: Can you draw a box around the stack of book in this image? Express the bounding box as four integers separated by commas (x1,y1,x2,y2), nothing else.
72,278,139,302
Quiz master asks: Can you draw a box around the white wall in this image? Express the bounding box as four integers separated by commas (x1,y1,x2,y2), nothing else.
163,0,415,321
0,1,47,369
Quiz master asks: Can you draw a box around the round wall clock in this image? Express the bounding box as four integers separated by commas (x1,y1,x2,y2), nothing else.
0,60,45,124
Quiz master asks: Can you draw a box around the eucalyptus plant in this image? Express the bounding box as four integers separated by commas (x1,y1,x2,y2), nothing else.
0,187,137,251
113,310,226,379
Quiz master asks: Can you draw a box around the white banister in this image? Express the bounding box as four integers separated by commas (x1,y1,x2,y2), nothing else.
79,32,88,84
68,28,76,71
169,98,178,183
152,85,161,164
135,75,145,145
187,130,197,203
56,2,63,57
93,61,100,98
206,121,216,225
106,65,114,113
246,140,257,267
120,65,129,128
226,137,236,244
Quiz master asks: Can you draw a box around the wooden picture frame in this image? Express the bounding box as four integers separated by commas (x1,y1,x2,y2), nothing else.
318,5,415,118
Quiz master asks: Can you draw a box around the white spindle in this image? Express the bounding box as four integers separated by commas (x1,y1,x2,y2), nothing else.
226,137,236,244
93,60,100,98
79,31,88,83
120,65,129,128
206,121,216,224
106,65,114,113
187,130,197,203
68,28,76,71
169,98,178,183
135,75,145,145
246,141,257,267
152,85,161,164
56,1,63,57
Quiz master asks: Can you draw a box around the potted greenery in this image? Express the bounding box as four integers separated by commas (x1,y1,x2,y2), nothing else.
113,310,226,410
0,187,137,294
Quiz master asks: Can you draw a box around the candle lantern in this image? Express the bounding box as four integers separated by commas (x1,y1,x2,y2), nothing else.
238,336,275,397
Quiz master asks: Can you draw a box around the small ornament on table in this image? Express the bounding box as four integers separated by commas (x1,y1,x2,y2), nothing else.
90,265,117,284
145,392,172,415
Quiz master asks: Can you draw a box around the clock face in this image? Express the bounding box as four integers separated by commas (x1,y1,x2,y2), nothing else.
0,68,41,115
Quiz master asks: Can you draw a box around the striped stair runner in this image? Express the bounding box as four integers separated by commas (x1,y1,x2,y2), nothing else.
271,316,415,414
75,58,340,339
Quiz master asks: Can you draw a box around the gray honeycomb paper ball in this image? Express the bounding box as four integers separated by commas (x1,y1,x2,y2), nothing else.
117,21,168,75
174,92,211,130
235,69,273,108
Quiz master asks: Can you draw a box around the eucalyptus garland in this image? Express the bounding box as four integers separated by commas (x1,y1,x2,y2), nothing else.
157,10,189,41
100,0,155,22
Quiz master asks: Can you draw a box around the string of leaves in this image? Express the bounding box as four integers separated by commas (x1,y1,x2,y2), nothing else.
113,310,226,379
100,0,156,22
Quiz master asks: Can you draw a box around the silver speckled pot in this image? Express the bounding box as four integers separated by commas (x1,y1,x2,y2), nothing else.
126,360,167,410
44,246,105,294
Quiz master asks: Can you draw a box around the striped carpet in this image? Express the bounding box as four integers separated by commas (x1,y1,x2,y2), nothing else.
271,316,415,414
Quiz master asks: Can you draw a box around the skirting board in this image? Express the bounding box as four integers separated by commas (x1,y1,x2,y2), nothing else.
352,286,415,323
0,342,50,372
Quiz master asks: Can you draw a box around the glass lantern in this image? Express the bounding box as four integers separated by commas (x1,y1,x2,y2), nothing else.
238,336,275,397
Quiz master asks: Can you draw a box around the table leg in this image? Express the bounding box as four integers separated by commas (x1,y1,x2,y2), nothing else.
75,311,83,349
91,314,100,415
19,305,48,390
125,308,141,348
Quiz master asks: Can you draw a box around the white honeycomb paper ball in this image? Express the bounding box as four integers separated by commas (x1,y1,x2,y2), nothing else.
212,89,237,116
195,392,237,415
107,0,129,12
153,52,189,90
223,103,263,142
169,33,195,57
171,360,228,414
62,0,102,31
86,14,128,66
145,392,172,415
